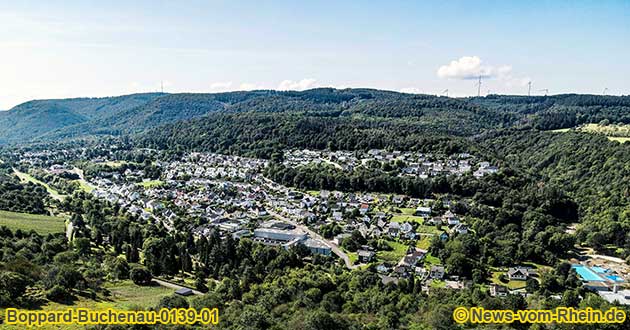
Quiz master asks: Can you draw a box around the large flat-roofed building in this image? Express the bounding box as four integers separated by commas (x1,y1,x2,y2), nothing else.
303,238,332,256
254,227,307,242
253,224,331,256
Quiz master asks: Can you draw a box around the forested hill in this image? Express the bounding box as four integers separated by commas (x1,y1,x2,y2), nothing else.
1,88,629,144
481,130,630,254
0,93,165,144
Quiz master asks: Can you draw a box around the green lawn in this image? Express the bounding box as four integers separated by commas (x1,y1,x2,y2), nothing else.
73,179,95,192
507,280,527,290
416,225,443,235
348,252,358,264
138,180,165,188
489,271,527,290
391,214,424,223
398,208,417,215
376,240,408,263
38,280,176,310
104,160,128,168
416,236,432,250
0,280,184,330
13,169,66,200
0,210,66,234
429,280,446,288
424,253,441,266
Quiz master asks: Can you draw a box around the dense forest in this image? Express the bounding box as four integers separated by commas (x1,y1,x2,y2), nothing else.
481,130,630,258
138,112,476,159
2,89,629,144
0,164,48,214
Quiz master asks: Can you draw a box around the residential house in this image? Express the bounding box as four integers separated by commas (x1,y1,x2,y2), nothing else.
442,210,459,226
451,223,469,235
358,249,376,263
490,284,509,297
430,266,445,280
507,267,531,281
415,206,432,217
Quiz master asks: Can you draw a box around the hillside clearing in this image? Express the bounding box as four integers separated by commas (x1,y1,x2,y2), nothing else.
0,210,66,234
13,168,66,200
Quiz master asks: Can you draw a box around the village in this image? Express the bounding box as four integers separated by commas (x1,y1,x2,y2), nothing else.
10,147,630,302
283,148,500,178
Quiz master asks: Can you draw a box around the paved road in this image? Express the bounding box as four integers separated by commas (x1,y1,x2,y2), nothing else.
268,210,358,269
152,278,203,295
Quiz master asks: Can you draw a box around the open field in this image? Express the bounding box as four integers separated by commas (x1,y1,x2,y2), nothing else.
73,179,95,192
13,169,66,200
550,124,630,143
376,240,408,263
608,137,630,143
0,210,66,234
416,236,432,250
103,160,128,168
0,280,185,330
137,180,165,188
390,214,423,223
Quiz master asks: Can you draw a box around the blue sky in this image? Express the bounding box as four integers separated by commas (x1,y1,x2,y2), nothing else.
1,0,628,109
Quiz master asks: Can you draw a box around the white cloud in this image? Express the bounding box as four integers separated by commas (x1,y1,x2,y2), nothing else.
209,81,233,92
399,87,421,94
437,56,509,80
277,78,317,91
238,83,262,91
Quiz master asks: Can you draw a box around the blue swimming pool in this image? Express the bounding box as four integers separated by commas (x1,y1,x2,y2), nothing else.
607,275,624,282
591,266,609,274
572,265,604,281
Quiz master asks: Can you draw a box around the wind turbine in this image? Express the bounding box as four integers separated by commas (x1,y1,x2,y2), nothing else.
527,81,532,96
442,89,449,97
538,89,549,96
476,76,482,97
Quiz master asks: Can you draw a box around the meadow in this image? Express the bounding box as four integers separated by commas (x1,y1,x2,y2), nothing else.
0,210,66,234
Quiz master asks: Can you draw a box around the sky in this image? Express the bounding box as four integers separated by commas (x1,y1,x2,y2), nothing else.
1,0,629,109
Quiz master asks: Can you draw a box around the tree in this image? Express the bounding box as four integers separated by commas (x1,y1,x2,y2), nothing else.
73,238,91,257
130,266,152,286
157,294,189,309
0,271,32,301
526,278,540,293
341,230,366,252
46,285,72,303
105,256,130,280
191,292,223,310
303,309,347,330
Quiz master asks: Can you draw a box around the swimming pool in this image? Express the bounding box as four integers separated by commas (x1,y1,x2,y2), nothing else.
606,275,624,282
572,265,604,281
591,266,609,273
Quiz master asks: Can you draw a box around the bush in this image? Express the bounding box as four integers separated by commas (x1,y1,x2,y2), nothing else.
157,294,189,309
46,285,71,302
130,266,152,286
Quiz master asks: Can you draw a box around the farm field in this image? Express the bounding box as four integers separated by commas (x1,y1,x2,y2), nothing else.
0,210,66,234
